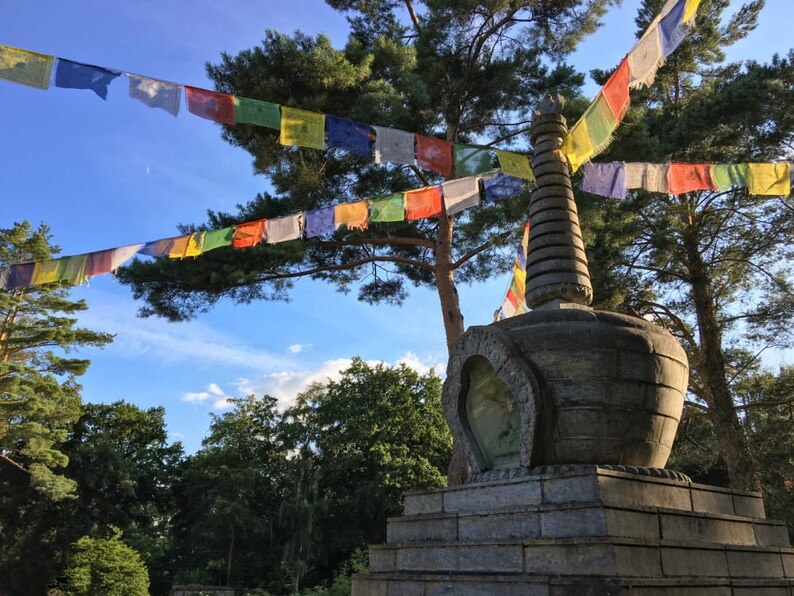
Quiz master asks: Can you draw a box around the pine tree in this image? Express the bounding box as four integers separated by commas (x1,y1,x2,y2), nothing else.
0,222,113,500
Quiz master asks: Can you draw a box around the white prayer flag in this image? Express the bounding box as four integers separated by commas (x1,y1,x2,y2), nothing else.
373,126,415,165
441,177,481,215
128,74,182,117
266,214,303,244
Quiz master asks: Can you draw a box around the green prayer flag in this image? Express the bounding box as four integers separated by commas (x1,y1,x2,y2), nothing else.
203,227,235,252
454,144,492,177
711,164,749,190
0,45,55,89
233,97,280,129
583,94,617,154
370,194,405,222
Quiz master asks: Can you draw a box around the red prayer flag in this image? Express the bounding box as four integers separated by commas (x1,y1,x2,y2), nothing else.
667,163,716,195
84,250,113,278
416,135,453,177
232,219,266,248
602,59,630,121
405,186,442,220
185,86,235,125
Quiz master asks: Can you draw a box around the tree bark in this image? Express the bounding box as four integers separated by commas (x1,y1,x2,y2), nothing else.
682,211,761,492
226,526,235,586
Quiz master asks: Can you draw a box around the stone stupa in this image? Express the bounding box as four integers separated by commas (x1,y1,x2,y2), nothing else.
352,97,794,595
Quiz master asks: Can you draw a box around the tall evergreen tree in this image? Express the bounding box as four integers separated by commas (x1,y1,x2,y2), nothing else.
581,0,793,491
0,222,112,500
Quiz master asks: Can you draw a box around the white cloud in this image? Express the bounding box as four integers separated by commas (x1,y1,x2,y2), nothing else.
181,382,235,411
287,343,312,354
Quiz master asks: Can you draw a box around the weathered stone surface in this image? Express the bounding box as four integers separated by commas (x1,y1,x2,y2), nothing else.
755,522,791,547
597,474,692,510
443,477,542,512
660,545,729,576
660,511,756,545
369,545,396,572
541,507,607,538
387,514,458,543
396,544,524,573
726,548,785,578
404,491,443,515
458,509,540,541
691,486,736,515
734,493,766,518
524,540,661,577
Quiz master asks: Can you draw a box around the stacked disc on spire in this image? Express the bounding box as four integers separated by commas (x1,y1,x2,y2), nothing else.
526,97,593,308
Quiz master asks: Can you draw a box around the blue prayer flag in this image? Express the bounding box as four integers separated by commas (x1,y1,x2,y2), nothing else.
305,207,336,238
8,262,36,289
327,116,370,157
55,59,120,99
483,174,524,203
659,0,689,58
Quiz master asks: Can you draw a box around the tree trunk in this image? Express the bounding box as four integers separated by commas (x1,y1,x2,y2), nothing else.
226,526,235,586
682,215,761,492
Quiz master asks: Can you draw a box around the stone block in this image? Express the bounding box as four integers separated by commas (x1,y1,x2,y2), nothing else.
660,546,729,576
781,553,794,578
732,585,790,596
524,541,659,577
458,509,540,541
369,546,396,572
726,548,784,578
605,508,660,540
734,494,766,518
387,580,423,595
404,491,443,515
528,350,617,380
351,575,387,596
754,523,791,547
387,515,458,543
598,474,692,511
659,512,755,545
426,578,550,596
543,473,598,504
397,544,524,573
541,506,607,538
691,486,735,515
443,478,542,513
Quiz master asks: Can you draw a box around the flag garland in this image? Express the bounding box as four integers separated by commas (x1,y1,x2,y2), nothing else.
562,0,703,172
580,161,792,199
494,220,530,321
2,170,530,290
0,43,537,181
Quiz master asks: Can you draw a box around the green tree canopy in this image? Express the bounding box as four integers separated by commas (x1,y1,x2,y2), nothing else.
0,221,113,501
66,527,150,596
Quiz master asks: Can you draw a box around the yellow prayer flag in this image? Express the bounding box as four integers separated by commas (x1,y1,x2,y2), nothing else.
0,45,54,89
747,163,791,196
561,121,594,173
280,106,326,150
495,150,535,181
334,200,369,230
683,0,703,23
184,232,205,257
167,235,192,259
32,259,61,285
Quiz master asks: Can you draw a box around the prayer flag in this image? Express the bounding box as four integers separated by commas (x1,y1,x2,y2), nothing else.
373,126,415,165
140,237,179,257
55,59,120,100
58,255,88,285
625,162,669,193
232,219,266,248
234,97,280,129
0,45,54,89
266,214,303,243
185,86,235,124
483,174,524,203
667,163,715,194
602,59,630,120
7,263,36,289
628,27,663,89
711,164,749,190
659,0,690,58
454,145,492,177
583,94,617,154
334,200,369,230
203,227,234,252
85,249,113,279
405,186,442,220
416,135,453,177
280,106,325,150
305,207,336,238
184,233,205,257
495,221,530,321
561,120,594,173
581,162,627,200
370,194,405,223
32,259,63,285
128,74,181,116
167,235,192,258
683,0,703,23
747,163,791,196
108,244,144,271
442,177,481,215
495,150,535,181
327,116,370,157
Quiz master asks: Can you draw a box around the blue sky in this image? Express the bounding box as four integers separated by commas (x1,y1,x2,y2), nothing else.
2,0,791,453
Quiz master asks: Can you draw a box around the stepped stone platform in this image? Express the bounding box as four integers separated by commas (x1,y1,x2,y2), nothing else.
351,466,794,595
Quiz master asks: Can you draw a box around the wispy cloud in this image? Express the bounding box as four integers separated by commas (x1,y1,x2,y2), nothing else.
287,343,312,354
180,382,235,411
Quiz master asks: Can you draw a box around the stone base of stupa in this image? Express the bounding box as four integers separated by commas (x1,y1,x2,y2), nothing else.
351,466,794,595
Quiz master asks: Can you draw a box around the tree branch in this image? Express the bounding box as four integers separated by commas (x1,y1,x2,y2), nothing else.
451,231,511,270
0,453,30,475
314,237,435,250
253,255,435,284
